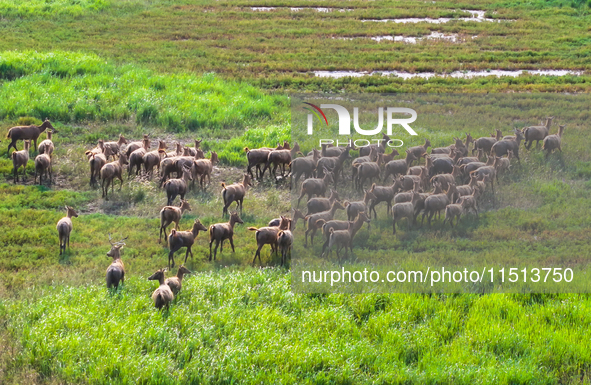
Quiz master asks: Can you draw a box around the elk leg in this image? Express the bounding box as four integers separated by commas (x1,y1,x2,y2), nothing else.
169,250,175,269
229,237,236,252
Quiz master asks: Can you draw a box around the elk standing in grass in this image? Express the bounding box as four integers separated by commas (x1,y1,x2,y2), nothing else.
163,165,192,206
221,174,252,217
89,146,114,187
159,199,192,243
318,211,371,256
165,265,192,296
168,219,208,268
57,206,78,255
193,151,218,189
277,229,293,267
103,134,127,159
248,216,290,266
291,148,320,187
306,189,339,216
322,212,371,261
143,140,167,179
125,134,150,157
543,124,566,158
491,129,524,162
422,185,457,226
297,167,334,208
407,139,431,165
208,212,244,261
6,118,54,156
106,235,128,290
245,147,272,180
148,269,174,311
100,153,129,200
38,129,57,156
523,117,553,149
382,150,418,183
12,140,31,183
392,191,421,234
303,200,346,246
185,139,202,157
262,148,292,181
85,140,105,159
34,153,52,185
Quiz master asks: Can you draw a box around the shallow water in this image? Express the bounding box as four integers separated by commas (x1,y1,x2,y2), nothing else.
313,69,583,79
361,10,512,23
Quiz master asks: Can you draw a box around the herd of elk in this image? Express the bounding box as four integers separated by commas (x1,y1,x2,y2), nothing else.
1,119,571,311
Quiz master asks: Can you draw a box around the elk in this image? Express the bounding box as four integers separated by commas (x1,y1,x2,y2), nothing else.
262,148,291,180
89,146,114,187
106,235,128,290
291,148,320,187
6,118,54,155
368,181,399,219
456,148,484,166
268,209,305,229
100,153,129,200
472,129,501,155
85,139,105,159
392,191,421,234
165,265,192,296
143,141,167,179
221,174,252,217
543,124,566,158
394,180,421,204
322,212,371,260
165,142,183,158
407,138,431,164
159,199,192,243
103,134,128,159
523,117,553,149
345,189,377,222
316,145,351,182
57,206,78,255
495,150,513,175
306,189,339,216
359,133,392,156
193,151,218,189
34,153,52,184
277,229,293,267
382,150,418,183
185,139,202,157
168,219,208,268
163,165,192,205
248,216,290,266
355,154,382,191
11,140,30,183
296,167,334,208
208,212,244,261
245,147,272,180
318,211,371,256
422,185,457,226
148,269,174,311
430,165,461,192
37,129,57,156
304,200,345,246
351,146,378,183
128,146,148,177
125,134,150,157
491,129,524,162
159,149,203,186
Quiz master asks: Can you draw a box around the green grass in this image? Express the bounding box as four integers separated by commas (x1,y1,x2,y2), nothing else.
0,0,110,17
0,51,288,134
2,272,591,384
0,1,589,91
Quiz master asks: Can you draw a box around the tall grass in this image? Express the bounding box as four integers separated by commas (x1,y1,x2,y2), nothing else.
0,0,110,17
0,51,289,133
1,272,591,384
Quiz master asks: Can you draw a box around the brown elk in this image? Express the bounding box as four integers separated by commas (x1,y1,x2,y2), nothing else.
221,174,252,217
277,229,293,267
100,153,129,200
209,212,244,261
159,199,192,243
103,134,128,159
148,269,174,311
291,148,320,187
38,129,57,156
167,219,208,268
165,265,192,295
125,134,150,157
12,140,31,183
185,139,203,157
142,141,167,179
262,149,292,180
85,139,105,159
248,216,290,266
106,234,128,290
163,165,192,205
304,200,346,246
89,146,114,187
57,206,78,255
6,118,54,155
296,167,334,208
193,151,218,189
306,189,339,216
318,211,371,257
322,212,371,260
542,124,566,158
34,153,52,185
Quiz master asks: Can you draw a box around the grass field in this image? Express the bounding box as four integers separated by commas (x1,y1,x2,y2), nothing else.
0,0,590,91
1,0,591,383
